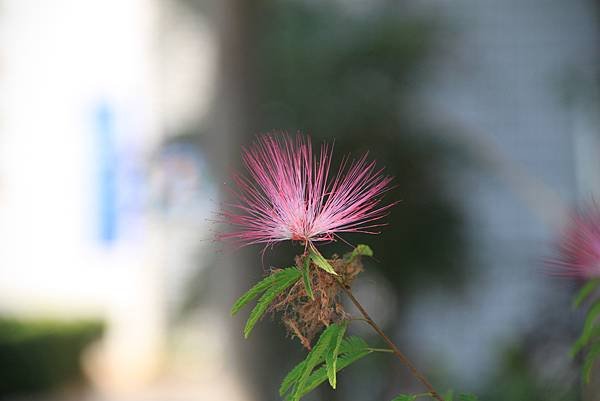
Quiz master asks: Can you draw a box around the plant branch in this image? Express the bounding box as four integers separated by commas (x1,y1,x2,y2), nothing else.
339,283,445,401
367,347,395,353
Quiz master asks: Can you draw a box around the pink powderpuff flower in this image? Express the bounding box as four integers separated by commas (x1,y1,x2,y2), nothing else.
219,133,396,248
550,205,600,279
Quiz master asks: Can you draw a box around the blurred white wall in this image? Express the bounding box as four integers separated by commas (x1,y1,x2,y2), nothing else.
0,0,166,391
0,1,243,399
0,0,161,312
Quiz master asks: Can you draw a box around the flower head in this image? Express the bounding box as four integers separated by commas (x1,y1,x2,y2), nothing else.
219,133,395,248
550,205,600,279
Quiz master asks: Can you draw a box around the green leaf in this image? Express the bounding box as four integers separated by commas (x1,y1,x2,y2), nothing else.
291,324,340,401
292,337,372,400
573,279,600,309
390,395,417,401
348,244,373,261
325,321,347,388
583,342,600,383
571,300,600,357
458,394,479,401
243,269,302,338
339,335,369,353
444,389,454,401
309,245,338,276
301,256,314,300
572,324,600,357
279,360,307,397
231,268,301,315
280,335,372,401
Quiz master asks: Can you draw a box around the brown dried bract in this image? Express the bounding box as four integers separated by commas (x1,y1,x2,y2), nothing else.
270,254,364,349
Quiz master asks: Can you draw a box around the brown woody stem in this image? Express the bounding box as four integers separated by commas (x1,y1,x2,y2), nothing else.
339,283,445,401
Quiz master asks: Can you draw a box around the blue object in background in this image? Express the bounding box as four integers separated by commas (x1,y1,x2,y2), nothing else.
94,102,118,245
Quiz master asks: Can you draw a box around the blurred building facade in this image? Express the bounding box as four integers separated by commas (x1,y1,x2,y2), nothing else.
408,0,600,394
0,0,248,400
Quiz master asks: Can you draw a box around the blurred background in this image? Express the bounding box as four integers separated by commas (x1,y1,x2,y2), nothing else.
0,0,599,400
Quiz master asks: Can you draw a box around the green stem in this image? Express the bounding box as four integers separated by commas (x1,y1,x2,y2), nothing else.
367,347,395,353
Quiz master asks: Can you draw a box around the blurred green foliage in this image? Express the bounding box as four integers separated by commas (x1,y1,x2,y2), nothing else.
0,317,104,398
253,0,467,292
482,344,579,401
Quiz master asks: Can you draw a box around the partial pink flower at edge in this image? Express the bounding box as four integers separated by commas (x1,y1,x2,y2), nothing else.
218,133,397,248
549,205,600,279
